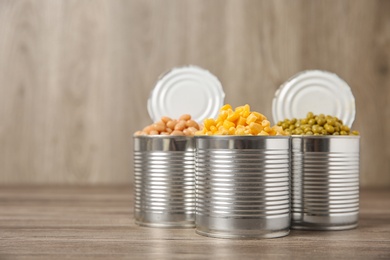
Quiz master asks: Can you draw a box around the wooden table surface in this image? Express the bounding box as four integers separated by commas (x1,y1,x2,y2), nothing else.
0,186,389,259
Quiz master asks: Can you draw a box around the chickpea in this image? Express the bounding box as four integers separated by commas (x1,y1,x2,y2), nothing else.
175,120,186,131
154,121,166,132
171,130,185,136
161,116,172,124
179,114,191,121
166,120,177,129
186,120,199,129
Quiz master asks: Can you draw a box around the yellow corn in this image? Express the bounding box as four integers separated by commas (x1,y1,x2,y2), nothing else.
223,120,235,130
220,104,232,111
258,130,269,136
246,113,257,124
218,110,228,121
261,120,270,127
235,128,246,135
196,104,286,136
204,118,216,130
249,122,263,135
237,116,246,126
227,110,240,122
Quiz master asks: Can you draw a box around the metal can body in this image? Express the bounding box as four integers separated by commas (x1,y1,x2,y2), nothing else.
133,136,195,228
195,136,291,239
291,136,360,230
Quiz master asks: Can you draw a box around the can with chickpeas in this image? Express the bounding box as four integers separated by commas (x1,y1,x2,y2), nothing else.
133,66,225,227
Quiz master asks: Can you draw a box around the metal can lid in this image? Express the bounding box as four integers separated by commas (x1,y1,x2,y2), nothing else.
147,65,225,123
272,70,356,127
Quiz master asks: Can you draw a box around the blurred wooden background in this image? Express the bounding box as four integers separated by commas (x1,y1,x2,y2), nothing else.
0,0,389,187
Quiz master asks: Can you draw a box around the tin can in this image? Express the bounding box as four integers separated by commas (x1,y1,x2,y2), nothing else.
291,136,360,230
133,136,195,228
195,136,291,239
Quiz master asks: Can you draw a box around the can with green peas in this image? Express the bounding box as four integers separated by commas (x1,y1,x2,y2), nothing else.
272,70,361,230
277,112,360,230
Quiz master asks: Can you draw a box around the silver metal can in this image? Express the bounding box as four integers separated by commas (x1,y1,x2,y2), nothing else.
195,136,291,239
133,136,195,228
291,135,360,230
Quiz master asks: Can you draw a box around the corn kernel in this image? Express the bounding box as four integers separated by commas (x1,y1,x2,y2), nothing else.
264,126,271,132
261,120,270,127
258,130,269,136
235,128,246,135
242,110,250,118
227,111,240,122
237,116,246,126
204,118,216,130
246,113,257,124
252,112,265,121
249,122,263,135
210,125,217,132
228,127,236,135
220,104,232,111
219,110,228,121
223,120,235,130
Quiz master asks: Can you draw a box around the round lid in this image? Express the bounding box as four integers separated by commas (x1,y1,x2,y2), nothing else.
148,65,225,123
272,70,356,127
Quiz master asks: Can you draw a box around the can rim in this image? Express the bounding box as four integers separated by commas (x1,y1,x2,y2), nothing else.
133,135,193,140
290,135,360,139
193,135,290,139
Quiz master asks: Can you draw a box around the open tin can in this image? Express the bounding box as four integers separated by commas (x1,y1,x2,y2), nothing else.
291,135,360,230
273,70,360,230
134,136,195,227
195,136,291,239
133,66,225,228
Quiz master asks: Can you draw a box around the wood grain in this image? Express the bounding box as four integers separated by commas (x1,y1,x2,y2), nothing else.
0,185,389,259
0,0,389,186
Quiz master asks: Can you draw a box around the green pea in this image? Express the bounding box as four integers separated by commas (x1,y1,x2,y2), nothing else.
326,118,335,126
317,118,326,126
280,113,359,136
341,125,350,132
312,125,320,134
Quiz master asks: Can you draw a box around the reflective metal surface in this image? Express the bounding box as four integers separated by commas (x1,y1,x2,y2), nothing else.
291,136,360,230
195,136,291,239
133,136,195,228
